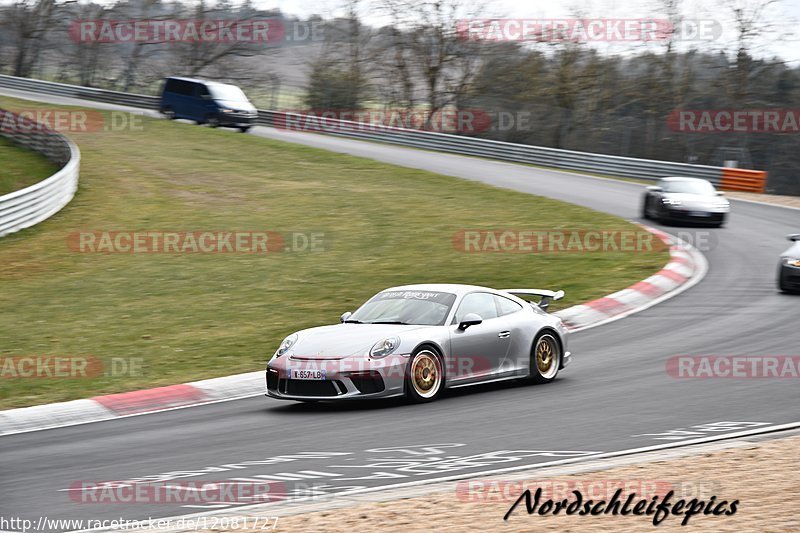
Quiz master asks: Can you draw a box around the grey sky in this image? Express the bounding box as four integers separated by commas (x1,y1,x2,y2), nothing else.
263,0,800,65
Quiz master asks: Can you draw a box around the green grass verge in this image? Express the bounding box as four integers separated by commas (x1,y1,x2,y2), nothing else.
0,137,60,196
0,96,668,409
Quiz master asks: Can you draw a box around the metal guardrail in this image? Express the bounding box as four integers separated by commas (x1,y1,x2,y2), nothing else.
0,74,159,110
0,109,80,237
0,74,766,193
263,111,729,184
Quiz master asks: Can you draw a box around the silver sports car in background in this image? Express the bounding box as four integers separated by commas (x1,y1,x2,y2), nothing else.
778,234,800,293
266,284,571,403
642,177,730,227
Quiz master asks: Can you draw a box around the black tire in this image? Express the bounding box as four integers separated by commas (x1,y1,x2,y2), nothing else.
778,276,798,294
641,197,650,219
161,107,175,120
206,115,220,128
656,203,669,224
239,126,251,133
405,347,444,403
529,331,562,384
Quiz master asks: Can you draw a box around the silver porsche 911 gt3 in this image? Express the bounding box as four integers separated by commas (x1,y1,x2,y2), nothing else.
266,284,572,403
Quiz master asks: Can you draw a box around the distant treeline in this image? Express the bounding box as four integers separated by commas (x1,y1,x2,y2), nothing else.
2,0,797,193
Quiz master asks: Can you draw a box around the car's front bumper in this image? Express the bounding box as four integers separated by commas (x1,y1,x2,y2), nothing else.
266,354,410,401
218,114,256,127
779,263,800,292
664,207,727,225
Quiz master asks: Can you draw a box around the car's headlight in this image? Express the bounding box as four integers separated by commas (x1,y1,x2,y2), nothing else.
370,337,400,358
221,109,233,114
273,334,298,358
783,257,800,267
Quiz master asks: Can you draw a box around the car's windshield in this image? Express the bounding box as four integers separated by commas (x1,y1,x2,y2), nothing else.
208,84,249,103
349,290,456,326
662,179,715,195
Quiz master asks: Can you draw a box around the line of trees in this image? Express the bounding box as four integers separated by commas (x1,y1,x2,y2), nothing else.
1,0,798,194
0,0,294,90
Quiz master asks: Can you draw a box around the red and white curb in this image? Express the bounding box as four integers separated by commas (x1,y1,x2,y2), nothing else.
555,226,707,332
0,372,265,436
0,225,706,436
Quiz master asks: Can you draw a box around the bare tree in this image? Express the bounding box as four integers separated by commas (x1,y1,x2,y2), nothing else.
304,0,374,109
55,1,111,86
3,0,58,78
377,0,489,126
725,0,780,103
160,0,270,79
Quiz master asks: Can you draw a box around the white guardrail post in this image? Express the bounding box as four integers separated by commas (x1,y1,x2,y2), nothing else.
0,108,80,237
0,74,765,193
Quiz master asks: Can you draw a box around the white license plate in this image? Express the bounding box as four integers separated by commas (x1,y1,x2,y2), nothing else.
691,211,711,217
289,369,326,380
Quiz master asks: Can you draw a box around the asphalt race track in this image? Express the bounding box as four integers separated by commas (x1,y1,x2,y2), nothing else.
1,88,799,530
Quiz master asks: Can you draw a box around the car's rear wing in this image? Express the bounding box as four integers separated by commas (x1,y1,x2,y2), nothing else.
501,289,564,312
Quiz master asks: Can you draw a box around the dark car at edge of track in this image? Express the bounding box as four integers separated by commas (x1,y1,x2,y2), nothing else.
778,234,800,293
642,177,730,227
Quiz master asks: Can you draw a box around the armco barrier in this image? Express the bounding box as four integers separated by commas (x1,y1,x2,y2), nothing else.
0,74,767,192
0,74,159,110
0,108,80,237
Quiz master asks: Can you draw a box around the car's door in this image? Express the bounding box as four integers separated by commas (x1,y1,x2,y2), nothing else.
172,79,192,118
493,294,535,375
190,82,211,122
448,292,511,384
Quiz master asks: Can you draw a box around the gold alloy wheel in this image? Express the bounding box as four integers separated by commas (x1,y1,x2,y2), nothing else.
411,350,442,398
535,334,559,380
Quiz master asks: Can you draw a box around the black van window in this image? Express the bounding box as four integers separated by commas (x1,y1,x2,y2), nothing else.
179,81,195,96
165,79,194,96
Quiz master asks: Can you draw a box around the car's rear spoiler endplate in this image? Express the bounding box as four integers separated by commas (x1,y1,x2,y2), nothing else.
501,289,564,312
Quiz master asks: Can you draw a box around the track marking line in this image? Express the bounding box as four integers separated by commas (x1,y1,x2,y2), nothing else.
64,421,800,532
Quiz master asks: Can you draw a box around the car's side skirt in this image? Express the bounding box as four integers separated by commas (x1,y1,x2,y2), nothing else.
446,371,524,389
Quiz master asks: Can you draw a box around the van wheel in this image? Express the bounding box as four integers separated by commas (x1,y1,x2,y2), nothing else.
239,126,251,133
206,115,219,128
161,107,175,120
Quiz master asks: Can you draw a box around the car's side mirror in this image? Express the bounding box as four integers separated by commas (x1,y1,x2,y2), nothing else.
787,234,800,242
201,94,212,100
340,311,353,323
458,313,483,330
646,186,662,192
